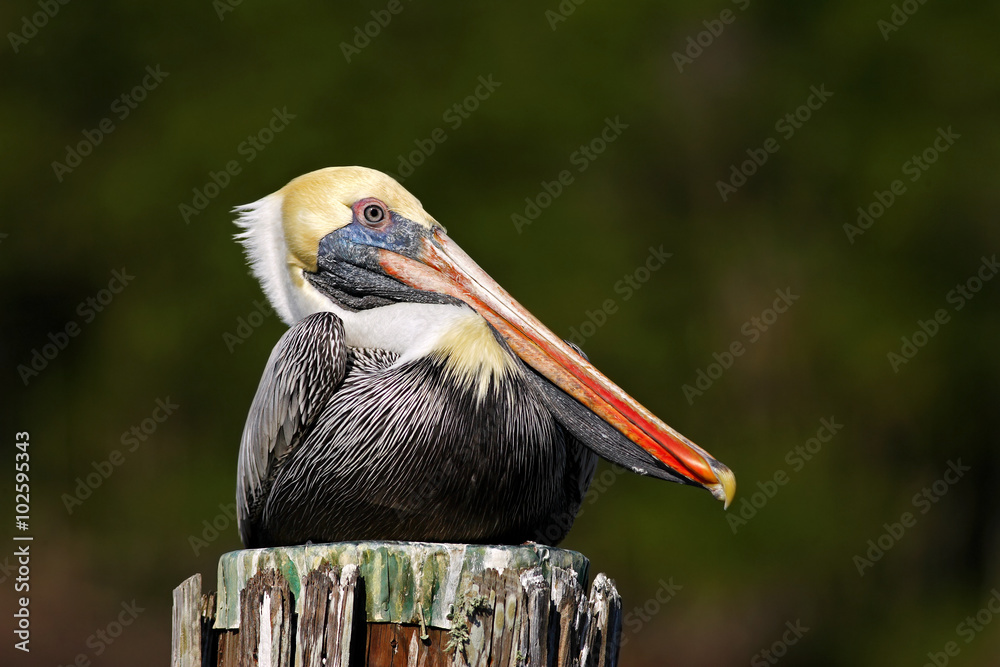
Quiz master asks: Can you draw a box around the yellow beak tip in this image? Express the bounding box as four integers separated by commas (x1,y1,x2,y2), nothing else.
707,462,736,510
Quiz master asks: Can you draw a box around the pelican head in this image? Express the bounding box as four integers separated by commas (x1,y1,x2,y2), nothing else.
235,166,735,508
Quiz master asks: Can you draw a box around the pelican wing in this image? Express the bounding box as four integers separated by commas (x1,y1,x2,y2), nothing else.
236,311,347,546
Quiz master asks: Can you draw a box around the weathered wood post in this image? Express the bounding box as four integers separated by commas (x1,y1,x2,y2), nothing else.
172,542,621,666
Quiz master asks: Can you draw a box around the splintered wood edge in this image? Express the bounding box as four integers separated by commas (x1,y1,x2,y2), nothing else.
580,573,623,667
239,569,293,666
171,573,202,667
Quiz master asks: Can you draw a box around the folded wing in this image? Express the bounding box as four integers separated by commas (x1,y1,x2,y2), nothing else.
236,312,347,546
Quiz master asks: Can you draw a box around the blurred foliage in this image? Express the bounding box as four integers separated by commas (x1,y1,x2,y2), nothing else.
1,0,999,665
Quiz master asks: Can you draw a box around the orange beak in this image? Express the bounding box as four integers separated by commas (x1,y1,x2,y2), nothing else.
377,228,735,508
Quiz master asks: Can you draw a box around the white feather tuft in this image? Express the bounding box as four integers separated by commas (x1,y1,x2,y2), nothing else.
234,193,295,323
233,193,335,325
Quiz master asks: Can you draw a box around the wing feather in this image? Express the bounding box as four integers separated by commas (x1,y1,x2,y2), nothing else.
236,311,347,546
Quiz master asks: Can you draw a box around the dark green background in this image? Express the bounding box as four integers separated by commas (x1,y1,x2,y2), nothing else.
2,0,998,665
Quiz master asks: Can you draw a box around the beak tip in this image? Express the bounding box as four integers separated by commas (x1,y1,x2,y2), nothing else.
707,460,736,510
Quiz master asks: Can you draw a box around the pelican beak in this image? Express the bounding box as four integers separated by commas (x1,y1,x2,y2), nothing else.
376,228,736,508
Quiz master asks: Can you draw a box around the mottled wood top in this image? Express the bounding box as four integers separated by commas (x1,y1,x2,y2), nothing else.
214,541,589,631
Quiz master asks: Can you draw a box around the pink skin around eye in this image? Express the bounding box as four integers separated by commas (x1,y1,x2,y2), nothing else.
353,198,389,228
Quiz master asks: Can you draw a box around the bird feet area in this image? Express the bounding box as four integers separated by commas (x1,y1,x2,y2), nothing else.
171,541,623,666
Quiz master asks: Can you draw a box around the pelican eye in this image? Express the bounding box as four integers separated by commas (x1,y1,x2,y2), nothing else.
363,203,386,225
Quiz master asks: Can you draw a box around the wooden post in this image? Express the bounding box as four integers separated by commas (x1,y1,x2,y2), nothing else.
172,542,621,667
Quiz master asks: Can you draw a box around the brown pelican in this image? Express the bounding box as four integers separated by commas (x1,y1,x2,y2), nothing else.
234,166,734,548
